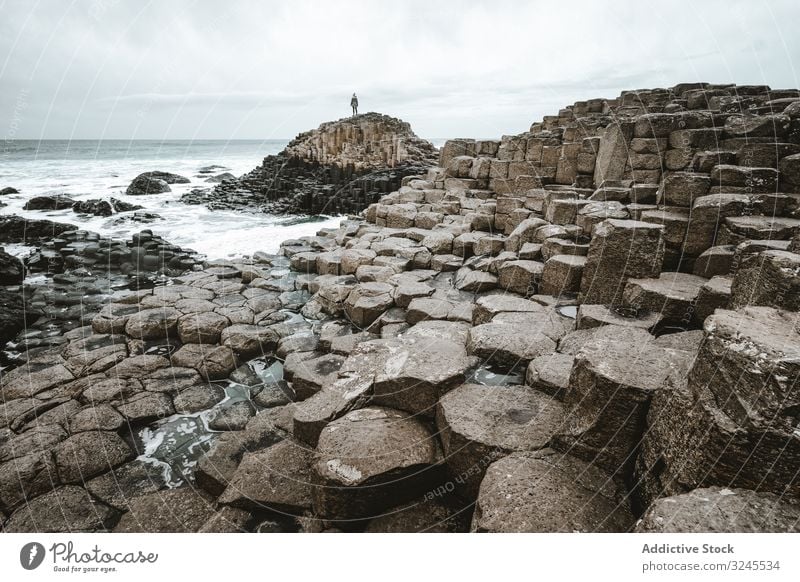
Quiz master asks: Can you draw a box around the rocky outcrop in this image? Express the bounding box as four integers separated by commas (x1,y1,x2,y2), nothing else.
126,171,189,195
182,113,437,215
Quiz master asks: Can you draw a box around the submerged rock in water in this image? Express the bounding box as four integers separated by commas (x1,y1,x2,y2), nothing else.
23,194,74,210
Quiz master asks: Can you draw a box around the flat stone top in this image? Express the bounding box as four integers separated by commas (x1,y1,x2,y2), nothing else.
576,327,692,391
636,487,800,533
438,384,565,450
726,215,800,228
315,407,440,486
601,218,666,231
629,272,708,299
705,307,800,360
546,254,588,266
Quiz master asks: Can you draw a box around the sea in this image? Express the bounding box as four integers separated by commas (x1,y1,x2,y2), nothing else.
0,138,447,260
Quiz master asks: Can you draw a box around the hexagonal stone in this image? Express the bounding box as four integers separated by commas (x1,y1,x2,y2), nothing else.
364,337,474,415
124,307,180,340
69,405,124,432
107,354,170,379
579,219,665,306
539,254,586,296
498,260,544,296
472,450,634,532
54,431,133,483
344,282,394,328
467,321,557,370
3,486,118,532
292,372,372,446
220,324,279,360
208,401,256,431
115,392,175,424
0,451,59,513
454,267,498,292
173,384,225,414
576,304,661,331
0,424,67,462
177,311,231,344
218,440,315,513
171,344,237,381
472,294,546,325
85,461,167,511
404,320,471,346
694,275,732,322
437,383,566,497
635,487,800,533
91,303,142,334
62,334,128,377
290,353,345,400
729,250,800,311
313,407,443,524
114,487,217,532
364,498,467,532
623,272,707,327
141,366,203,394
525,352,574,398
553,325,696,476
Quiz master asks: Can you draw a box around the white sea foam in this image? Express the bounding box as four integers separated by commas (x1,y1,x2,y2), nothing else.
0,139,344,258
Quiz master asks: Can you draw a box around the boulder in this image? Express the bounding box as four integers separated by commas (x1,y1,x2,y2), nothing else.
23,194,74,210
126,174,171,195
0,249,24,285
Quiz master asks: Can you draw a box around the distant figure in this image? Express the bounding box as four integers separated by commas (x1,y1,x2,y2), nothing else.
351,93,359,116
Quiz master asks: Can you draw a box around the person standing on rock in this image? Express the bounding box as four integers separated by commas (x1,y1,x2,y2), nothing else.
351,93,359,116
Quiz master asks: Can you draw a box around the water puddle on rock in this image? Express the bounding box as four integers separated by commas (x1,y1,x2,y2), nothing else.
135,357,285,487
468,364,526,386
557,305,578,319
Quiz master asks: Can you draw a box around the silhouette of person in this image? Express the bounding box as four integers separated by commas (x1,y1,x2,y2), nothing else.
351,93,359,116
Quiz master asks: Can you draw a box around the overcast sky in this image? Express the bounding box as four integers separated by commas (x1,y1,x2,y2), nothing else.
1,0,799,140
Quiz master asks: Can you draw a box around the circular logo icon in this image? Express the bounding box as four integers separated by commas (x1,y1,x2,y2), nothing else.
20,542,46,570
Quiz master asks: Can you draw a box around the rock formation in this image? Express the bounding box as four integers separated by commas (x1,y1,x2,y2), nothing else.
182,112,437,215
2,83,800,533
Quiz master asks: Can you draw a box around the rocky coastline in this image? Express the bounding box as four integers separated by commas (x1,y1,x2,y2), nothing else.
2,84,800,533
180,112,437,215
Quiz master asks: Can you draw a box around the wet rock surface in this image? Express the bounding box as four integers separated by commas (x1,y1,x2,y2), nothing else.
3,82,800,532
